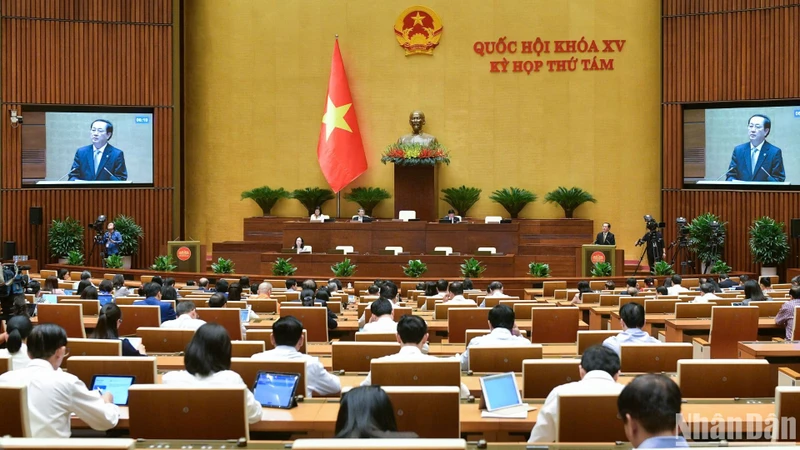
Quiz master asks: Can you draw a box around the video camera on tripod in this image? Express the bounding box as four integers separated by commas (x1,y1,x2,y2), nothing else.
89,215,107,245
0,262,31,319
635,215,665,246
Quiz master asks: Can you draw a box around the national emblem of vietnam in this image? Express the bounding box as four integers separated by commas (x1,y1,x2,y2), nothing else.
394,6,443,55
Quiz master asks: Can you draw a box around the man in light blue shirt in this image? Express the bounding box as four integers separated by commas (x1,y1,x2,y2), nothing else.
618,374,689,448
602,302,659,356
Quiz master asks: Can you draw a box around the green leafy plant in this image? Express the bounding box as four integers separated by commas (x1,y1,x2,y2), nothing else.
402,259,428,278
331,258,357,277
490,187,537,219
48,217,85,258
211,257,236,274
709,260,732,275
344,187,391,217
749,216,790,266
686,213,726,267
291,187,335,216
111,215,144,256
528,262,551,277
272,257,298,276
590,261,612,277
652,261,675,276
441,185,482,217
543,186,597,218
104,254,124,269
381,141,450,166
66,250,85,266
460,257,486,278
151,255,177,272
241,186,291,216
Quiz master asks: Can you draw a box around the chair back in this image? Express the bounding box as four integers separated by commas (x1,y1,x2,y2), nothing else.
465,329,491,343
530,307,579,343
448,308,490,344
128,385,249,439
382,386,460,438
469,345,543,372
435,302,476,320
280,307,328,343
580,292,601,304
644,299,681,314
0,384,30,437
137,327,195,353
114,297,138,306
244,329,308,353
230,358,306,397
398,210,416,221
484,216,502,224
678,359,772,397
231,340,265,357
37,303,85,338
66,356,158,386
371,359,461,388
708,306,759,358
433,246,453,256
247,299,278,313
754,300,786,317
64,338,121,368
619,343,691,373
293,439,467,450
355,332,397,342
522,359,581,399
39,269,57,279
60,299,100,316
196,307,243,340
599,294,620,307
577,330,620,355
332,342,400,372
619,296,645,308
774,386,800,442
0,354,9,374
675,302,715,318
542,281,567,298
792,306,800,341
511,302,548,320
557,394,625,442
589,280,607,291
117,305,161,336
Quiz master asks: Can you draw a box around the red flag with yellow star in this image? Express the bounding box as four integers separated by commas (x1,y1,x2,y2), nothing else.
317,40,367,193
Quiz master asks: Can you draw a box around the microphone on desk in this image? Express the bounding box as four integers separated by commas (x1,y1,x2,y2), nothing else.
760,167,777,182
57,171,72,181
103,167,120,181
714,168,734,181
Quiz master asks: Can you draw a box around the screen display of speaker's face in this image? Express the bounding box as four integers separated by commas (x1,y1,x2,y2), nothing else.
21,111,154,186
683,105,800,189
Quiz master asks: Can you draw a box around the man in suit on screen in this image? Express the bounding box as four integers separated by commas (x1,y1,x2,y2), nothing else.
68,119,128,181
725,114,785,182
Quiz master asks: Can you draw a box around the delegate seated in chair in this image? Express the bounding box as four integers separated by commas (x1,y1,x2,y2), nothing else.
479,281,510,307
528,345,625,443
420,279,447,312
351,208,371,223
601,303,659,356
617,374,688,448
775,286,800,340
459,304,530,371
442,209,460,223
360,316,468,397
434,282,476,320
133,282,176,323
160,301,206,331
251,316,340,397
358,282,401,327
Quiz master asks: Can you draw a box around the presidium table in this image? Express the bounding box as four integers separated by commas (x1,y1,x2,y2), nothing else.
212,218,625,278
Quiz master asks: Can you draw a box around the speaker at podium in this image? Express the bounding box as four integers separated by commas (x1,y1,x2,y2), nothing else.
578,244,618,277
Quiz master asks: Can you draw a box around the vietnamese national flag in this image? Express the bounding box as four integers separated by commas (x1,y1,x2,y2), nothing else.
317,40,367,193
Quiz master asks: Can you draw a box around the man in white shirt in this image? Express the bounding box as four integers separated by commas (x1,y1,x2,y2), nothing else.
160,301,206,331
617,374,689,448
358,282,400,328
251,316,340,397
421,279,448,311
528,345,625,443
666,274,689,296
0,323,119,437
360,315,469,397
434,281,477,319
602,303,660,356
479,280,509,307
692,283,721,303
459,304,531,370
362,298,397,333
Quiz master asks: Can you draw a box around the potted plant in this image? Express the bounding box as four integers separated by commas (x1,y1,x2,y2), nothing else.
402,259,428,278
590,262,612,277
460,257,486,278
272,257,298,276
381,141,450,166
151,255,177,272
48,217,84,263
211,257,236,274
709,260,732,275
441,186,481,217
241,186,291,216
344,187,391,217
291,187,335,216
749,216,790,276
543,187,597,218
111,215,144,269
490,187,537,219
652,261,675,276
104,254,124,269
331,258,357,277
66,250,85,266
686,213,726,272
528,262,551,278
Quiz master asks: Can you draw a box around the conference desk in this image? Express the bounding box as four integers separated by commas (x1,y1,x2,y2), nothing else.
738,341,800,387
665,318,782,342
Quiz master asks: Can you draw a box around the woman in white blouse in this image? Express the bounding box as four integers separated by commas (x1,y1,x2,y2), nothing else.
162,323,262,423
0,315,33,369
292,236,311,254
310,206,326,222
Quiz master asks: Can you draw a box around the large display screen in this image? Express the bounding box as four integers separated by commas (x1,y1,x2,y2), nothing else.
683,105,800,189
21,110,154,186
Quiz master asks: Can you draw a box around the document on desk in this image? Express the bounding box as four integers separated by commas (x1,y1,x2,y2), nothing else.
480,404,535,419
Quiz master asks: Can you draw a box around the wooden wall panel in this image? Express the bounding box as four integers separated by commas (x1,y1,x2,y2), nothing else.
662,1,800,274
1,0,175,269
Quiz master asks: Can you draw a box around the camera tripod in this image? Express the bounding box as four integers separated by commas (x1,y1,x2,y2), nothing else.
634,230,662,276
668,237,694,275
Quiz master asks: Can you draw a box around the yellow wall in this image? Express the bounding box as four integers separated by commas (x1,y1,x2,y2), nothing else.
184,0,661,257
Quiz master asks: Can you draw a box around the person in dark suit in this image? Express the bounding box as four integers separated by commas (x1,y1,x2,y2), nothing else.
133,282,176,323
442,209,461,223
594,222,616,245
68,120,128,181
725,114,785,182
717,273,735,289
351,208,371,223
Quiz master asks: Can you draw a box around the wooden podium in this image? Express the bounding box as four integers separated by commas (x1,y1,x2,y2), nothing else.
167,240,202,272
578,244,617,277
393,164,439,222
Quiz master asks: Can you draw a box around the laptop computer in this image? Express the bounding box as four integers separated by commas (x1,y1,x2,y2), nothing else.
98,294,114,306
41,294,58,304
252,371,300,409
479,372,528,416
240,309,250,324
91,375,136,406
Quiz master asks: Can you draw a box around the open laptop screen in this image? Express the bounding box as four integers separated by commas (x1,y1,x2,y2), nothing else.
252,371,300,409
91,375,136,406
480,372,523,412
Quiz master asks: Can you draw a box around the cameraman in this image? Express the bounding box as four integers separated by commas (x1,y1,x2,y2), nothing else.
635,221,665,273
103,223,123,256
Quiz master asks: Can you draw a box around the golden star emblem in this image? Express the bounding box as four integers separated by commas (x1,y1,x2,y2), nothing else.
411,12,426,26
322,96,352,140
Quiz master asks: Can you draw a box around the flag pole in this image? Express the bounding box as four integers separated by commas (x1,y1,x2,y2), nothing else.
335,33,340,219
